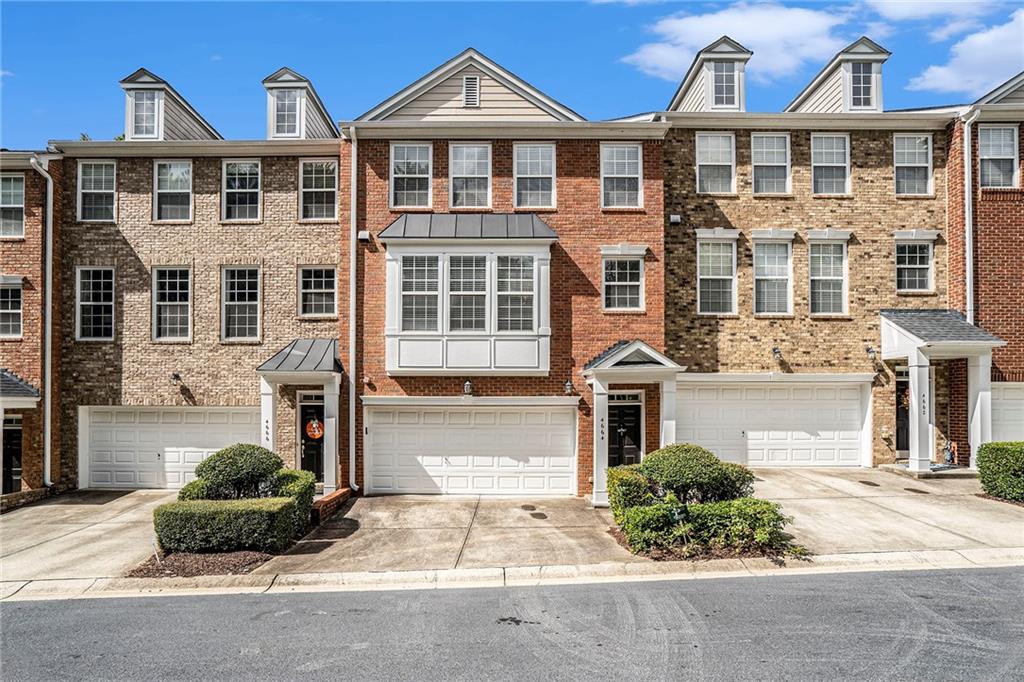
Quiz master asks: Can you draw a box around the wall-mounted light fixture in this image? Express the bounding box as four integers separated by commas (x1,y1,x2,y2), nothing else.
564,378,574,395
170,372,182,385
772,347,782,362
866,346,877,361
463,379,473,396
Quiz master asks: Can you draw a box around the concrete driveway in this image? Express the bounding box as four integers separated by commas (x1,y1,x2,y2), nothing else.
753,468,1024,554
258,496,639,574
0,490,172,581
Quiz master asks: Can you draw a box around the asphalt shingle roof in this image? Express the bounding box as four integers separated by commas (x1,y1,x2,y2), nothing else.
257,339,343,373
584,340,633,370
0,369,40,399
378,213,558,240
880,309,1003,344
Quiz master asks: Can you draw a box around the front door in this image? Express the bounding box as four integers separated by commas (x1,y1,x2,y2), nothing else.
896,381,910,453
3,416,23,495
608,404,642,468
299,402,325,483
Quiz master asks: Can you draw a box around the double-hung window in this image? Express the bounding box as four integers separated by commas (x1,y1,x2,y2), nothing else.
0,284,22,338
300,160,337,220
401,256,439,332
751,134,790,194
153,268,191,341
811,134,850,195
153,160,192,221
299,267,337,317
1,174,25,237
450,144,491,208
696,133,735,193
712,62,736,108
78,161,116,222
979,126,1019,188
514,144,555,208
497,256,535,331
894,135,932,196
601,143,642,208
391,143,431,208
603,259,643,310
697,241,736,314
222,160,261,221
77,267,114,341
809,242,847,314
273,90,300,137
753,242,791,314
896,243,932,292
850,62,873,109
221,267,260,341
131,90,159,139
448,256,487,332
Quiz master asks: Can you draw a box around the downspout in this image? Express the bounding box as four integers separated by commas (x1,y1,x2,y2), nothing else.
960,106,981,324
347,126,359,491
29,155,54,487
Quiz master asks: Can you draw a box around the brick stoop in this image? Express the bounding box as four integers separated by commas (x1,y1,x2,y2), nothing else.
879,464,979,480
311,488,351,525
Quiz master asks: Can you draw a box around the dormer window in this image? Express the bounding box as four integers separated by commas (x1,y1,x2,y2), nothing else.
129,90,162,140
462,75,480,108
712,62,736,108
851,62,873,108
273,89,301,137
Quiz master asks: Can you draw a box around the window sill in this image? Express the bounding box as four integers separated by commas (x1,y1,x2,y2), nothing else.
810,315,853,320
752,193,794,199
0,236,26,241
0,336,24,342
811,194,854,200
603,308,646,315
297,315,338,322
895,194,935,200
76,338,115,343
220,339,262,346
513,206,557,213
753,314,795,319
601,207,645,213
390,206,434,213
151,221,193,226
297,219,340,225
151,339,192,345
696,192,738,198
449,207,493,213
697,313,740,318
77,220,117,226
219,220,263,226
896,290,937,296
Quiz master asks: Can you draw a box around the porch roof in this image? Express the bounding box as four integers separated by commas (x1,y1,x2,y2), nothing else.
880,309,1005,360
256,339,343,375
0,368,40,409
582,339,685,378
378,213,558,241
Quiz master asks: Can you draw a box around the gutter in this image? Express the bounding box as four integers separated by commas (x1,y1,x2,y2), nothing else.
960,106,981,324
29,155,54,488
347,126,359,491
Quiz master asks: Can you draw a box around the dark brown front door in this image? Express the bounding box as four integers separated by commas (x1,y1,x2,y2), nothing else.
300,403,325,483
609,404,642,467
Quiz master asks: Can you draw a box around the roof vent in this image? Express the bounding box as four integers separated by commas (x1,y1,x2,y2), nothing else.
462,74,480,108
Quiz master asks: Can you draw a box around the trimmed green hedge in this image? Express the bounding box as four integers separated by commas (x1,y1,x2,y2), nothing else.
177,479,212,502
607,465,655,524
679,498,791,553
977,442,1024,502
618,503,682,552
194,444,283,499
275,468,316,537
154,498,296,553
638,443,754,503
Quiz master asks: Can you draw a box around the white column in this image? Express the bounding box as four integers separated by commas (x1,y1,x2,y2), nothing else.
968,353,993,469
323,374,340,493
907,349,932,472
259,376,276,452
591,377,610,507
660,378,677,448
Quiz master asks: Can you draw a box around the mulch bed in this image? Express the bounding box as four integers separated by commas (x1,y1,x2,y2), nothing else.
977,493,1024,508
608,527,804,563
125,551,274,578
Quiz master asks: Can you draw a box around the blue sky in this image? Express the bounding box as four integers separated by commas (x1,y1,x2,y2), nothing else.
2,1,1022,149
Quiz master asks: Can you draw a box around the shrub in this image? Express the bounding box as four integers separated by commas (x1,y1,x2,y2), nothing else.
607,465,656,524
194,444,283,499
154,498,296,553
275,468,317,537
977,442,1024,502
639,443,754,503
177,479,212,502
618,503,682,553
679,498,791,553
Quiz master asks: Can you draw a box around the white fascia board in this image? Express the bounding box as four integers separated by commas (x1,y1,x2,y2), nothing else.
379,238,557,248
675,372,875,384
893,229,940,242
361,395,582,407
340,121,670,140
599,243,648,257
695,227,740,240
750,229,796,241
50,140,340,157
660,112,953,130
256,370,341,385
599,340,683,370
880,316,925,359
0,397,41,409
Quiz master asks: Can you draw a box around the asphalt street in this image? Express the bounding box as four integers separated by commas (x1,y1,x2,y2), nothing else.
2,567,1022,681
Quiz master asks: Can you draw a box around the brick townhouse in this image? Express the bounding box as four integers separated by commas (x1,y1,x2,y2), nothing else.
0,40,1021,509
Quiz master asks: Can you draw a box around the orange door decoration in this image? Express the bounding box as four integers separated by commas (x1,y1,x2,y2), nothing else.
305,417,324,440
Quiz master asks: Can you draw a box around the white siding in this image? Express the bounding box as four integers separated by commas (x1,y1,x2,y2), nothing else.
679,70,706,113
163,95,218,141
386,66,558,121
793,67,843,114
993,83,1024,105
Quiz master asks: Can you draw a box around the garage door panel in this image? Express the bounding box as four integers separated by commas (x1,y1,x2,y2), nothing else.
993,383,1024,441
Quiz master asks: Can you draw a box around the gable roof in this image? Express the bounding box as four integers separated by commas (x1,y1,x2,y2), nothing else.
119,68,222,139
262,67,340,137
357,48,585,122
0,368,40,399
378,213,557,241
784,36,890,113
667,36,753,111
880,309,1003,344
973,70,1024,105
583,340,683,372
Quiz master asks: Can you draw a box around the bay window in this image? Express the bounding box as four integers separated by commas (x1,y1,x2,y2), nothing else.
401,256,439,332
448,256,487,331
497,256,535,331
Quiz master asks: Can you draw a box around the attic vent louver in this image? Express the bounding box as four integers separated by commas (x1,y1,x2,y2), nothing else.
462,74,480,108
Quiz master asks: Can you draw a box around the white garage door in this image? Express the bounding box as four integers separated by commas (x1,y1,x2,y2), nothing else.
677,383,865,466
993,383,1024,441
366,406,576,495
84,407,260,489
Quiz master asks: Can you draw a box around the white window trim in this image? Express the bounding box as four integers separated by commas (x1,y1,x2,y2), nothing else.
75,266,115,342
601,256,645,312
389,142,433,210
267,88,306,139
842,61,882,112
152,159,194,223
695,132,737,195
894,240,934,294
448,142,492,209
705,61,743,111
978,124,1020,189
811,133,852,196
0,283,22,339
221,159,262,223
600,142,644,209
76,160,117,223
125,89,164,141
151,266,192,342
220,266,261,342
0,172,25,239
752,240,793,316
750,133,791,195
297,158,338,222
893,133,934,197
462,74,480,108
513,142,557,209
297,265,338,318
808,239,849,316
696,239,738,316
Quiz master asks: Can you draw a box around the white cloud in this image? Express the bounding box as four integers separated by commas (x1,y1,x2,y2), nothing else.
865,0,999,40
210,53,223,62
0,70,13,78
908,9,1024,97
623,2,849,83
864,21,896,40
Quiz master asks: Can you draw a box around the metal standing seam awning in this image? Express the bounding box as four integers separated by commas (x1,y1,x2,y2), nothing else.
256,339,343,384
377,213,558,241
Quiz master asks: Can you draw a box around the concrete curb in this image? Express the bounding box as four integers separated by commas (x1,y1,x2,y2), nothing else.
3,547,1022,602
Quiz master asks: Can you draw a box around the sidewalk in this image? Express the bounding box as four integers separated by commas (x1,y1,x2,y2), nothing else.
4,546,1022,602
